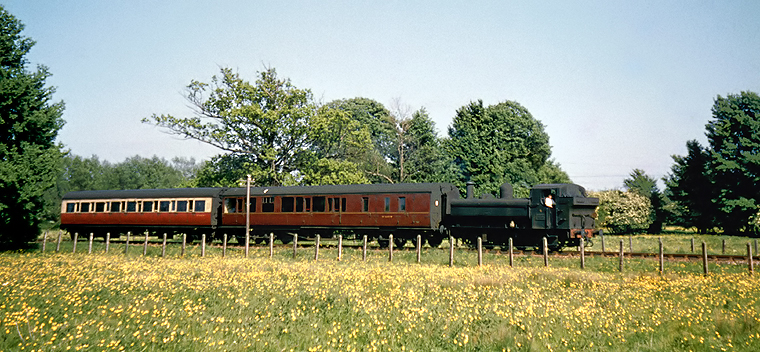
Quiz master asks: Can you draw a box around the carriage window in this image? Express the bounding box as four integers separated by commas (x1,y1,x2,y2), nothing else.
313,196,325,212
110,202,121,212
81,202,91,213
142,201,154,212
95,202,106,212
176,200,188,212
159,201,171,212
362,197,369,212
398,197,406,212
341,198,346,212
262,197,275,212
282,197,294,212
384,197,390,212
127,201,137,212
66,203,76,213
296,197,305,212
225,198,237,213
194,200,206,212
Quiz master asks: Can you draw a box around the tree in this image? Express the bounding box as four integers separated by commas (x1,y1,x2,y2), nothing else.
326,98,396,183
447,100,553,197
705,91,760,234
663,140,716,233
144,67,315,186
404,108,452,183
537,159,572,184
590,190,653,234
623,169,664,233
0,7,65,246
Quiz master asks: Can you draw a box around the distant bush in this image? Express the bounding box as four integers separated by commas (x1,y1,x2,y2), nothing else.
590,190,653,234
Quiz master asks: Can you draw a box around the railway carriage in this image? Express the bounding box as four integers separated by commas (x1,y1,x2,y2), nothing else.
219,183,460,247
60,188,223,240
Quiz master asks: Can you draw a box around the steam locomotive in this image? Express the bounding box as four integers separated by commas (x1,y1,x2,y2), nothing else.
60,182,599,250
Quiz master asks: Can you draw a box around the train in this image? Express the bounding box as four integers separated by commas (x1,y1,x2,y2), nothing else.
60,182,600,251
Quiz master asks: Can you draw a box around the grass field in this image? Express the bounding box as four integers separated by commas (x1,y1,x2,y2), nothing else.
2,234,760,351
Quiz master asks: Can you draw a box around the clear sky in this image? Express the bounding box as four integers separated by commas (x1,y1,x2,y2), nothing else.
5,0,759,190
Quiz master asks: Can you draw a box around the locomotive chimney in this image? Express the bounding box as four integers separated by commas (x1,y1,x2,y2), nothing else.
499,183,514,199
466,181,475,199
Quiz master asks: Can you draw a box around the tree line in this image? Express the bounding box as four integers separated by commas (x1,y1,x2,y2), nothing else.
593,91,760,236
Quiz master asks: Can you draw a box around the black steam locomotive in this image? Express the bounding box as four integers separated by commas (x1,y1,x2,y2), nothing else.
61,182,599,251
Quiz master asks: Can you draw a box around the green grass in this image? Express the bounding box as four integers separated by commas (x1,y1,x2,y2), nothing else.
3,233,760,351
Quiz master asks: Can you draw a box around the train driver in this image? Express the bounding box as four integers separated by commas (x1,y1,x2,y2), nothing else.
543,194,555,208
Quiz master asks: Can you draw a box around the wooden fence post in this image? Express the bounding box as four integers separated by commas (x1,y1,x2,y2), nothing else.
619,239,624,272
580,237,585,269
362,235,368,262
88,233,93,254
702,241,709,275
416,234,422,264
125,231,131,256
508,237,514,267
222,234,227,258
162,233,167,258
722,239,726,255
72,232,78,254
629,234,633,253
42,231,48,252
659,237,664,275
600,230,605,252
269,233,274,259
691,238,695,253
338,235,343,261
542,237,549,267
143,231,150,256
181,233,186,257
314,235,320,261
292,233,298,259
56,231,62,253
748,242,754,275
105,232,110,253
201,234,206,257
477,237,483,267
449,235,454,267
389,234,394,262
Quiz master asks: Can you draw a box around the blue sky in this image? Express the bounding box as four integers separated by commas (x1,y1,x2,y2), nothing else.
5,0,759,190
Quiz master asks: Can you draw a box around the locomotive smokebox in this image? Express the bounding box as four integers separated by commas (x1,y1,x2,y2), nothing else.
466,181,475,199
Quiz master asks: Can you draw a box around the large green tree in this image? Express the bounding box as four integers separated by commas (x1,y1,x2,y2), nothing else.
0,7,65,246
706,91,760,234
663,140,716,233
447,100,553,197
144,67,314,186
623,169,664,233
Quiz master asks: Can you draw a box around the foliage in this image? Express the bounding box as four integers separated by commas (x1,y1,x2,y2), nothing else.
624,169,665,233
144,67,315,186
591,190,653,234
447,100,553,197
536,159,572,184
664,140,717,233
0,7,65,247
705,91,760,234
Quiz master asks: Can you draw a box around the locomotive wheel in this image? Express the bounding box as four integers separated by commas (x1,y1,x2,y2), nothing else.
377,238,389,248
393,237,408,249
427,236,443,248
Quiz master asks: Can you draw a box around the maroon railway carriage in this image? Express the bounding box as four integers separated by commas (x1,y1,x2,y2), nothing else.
218,183,460,247
60,188,223,240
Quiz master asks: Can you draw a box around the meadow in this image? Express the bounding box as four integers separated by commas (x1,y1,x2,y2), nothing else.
2,234,760,351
